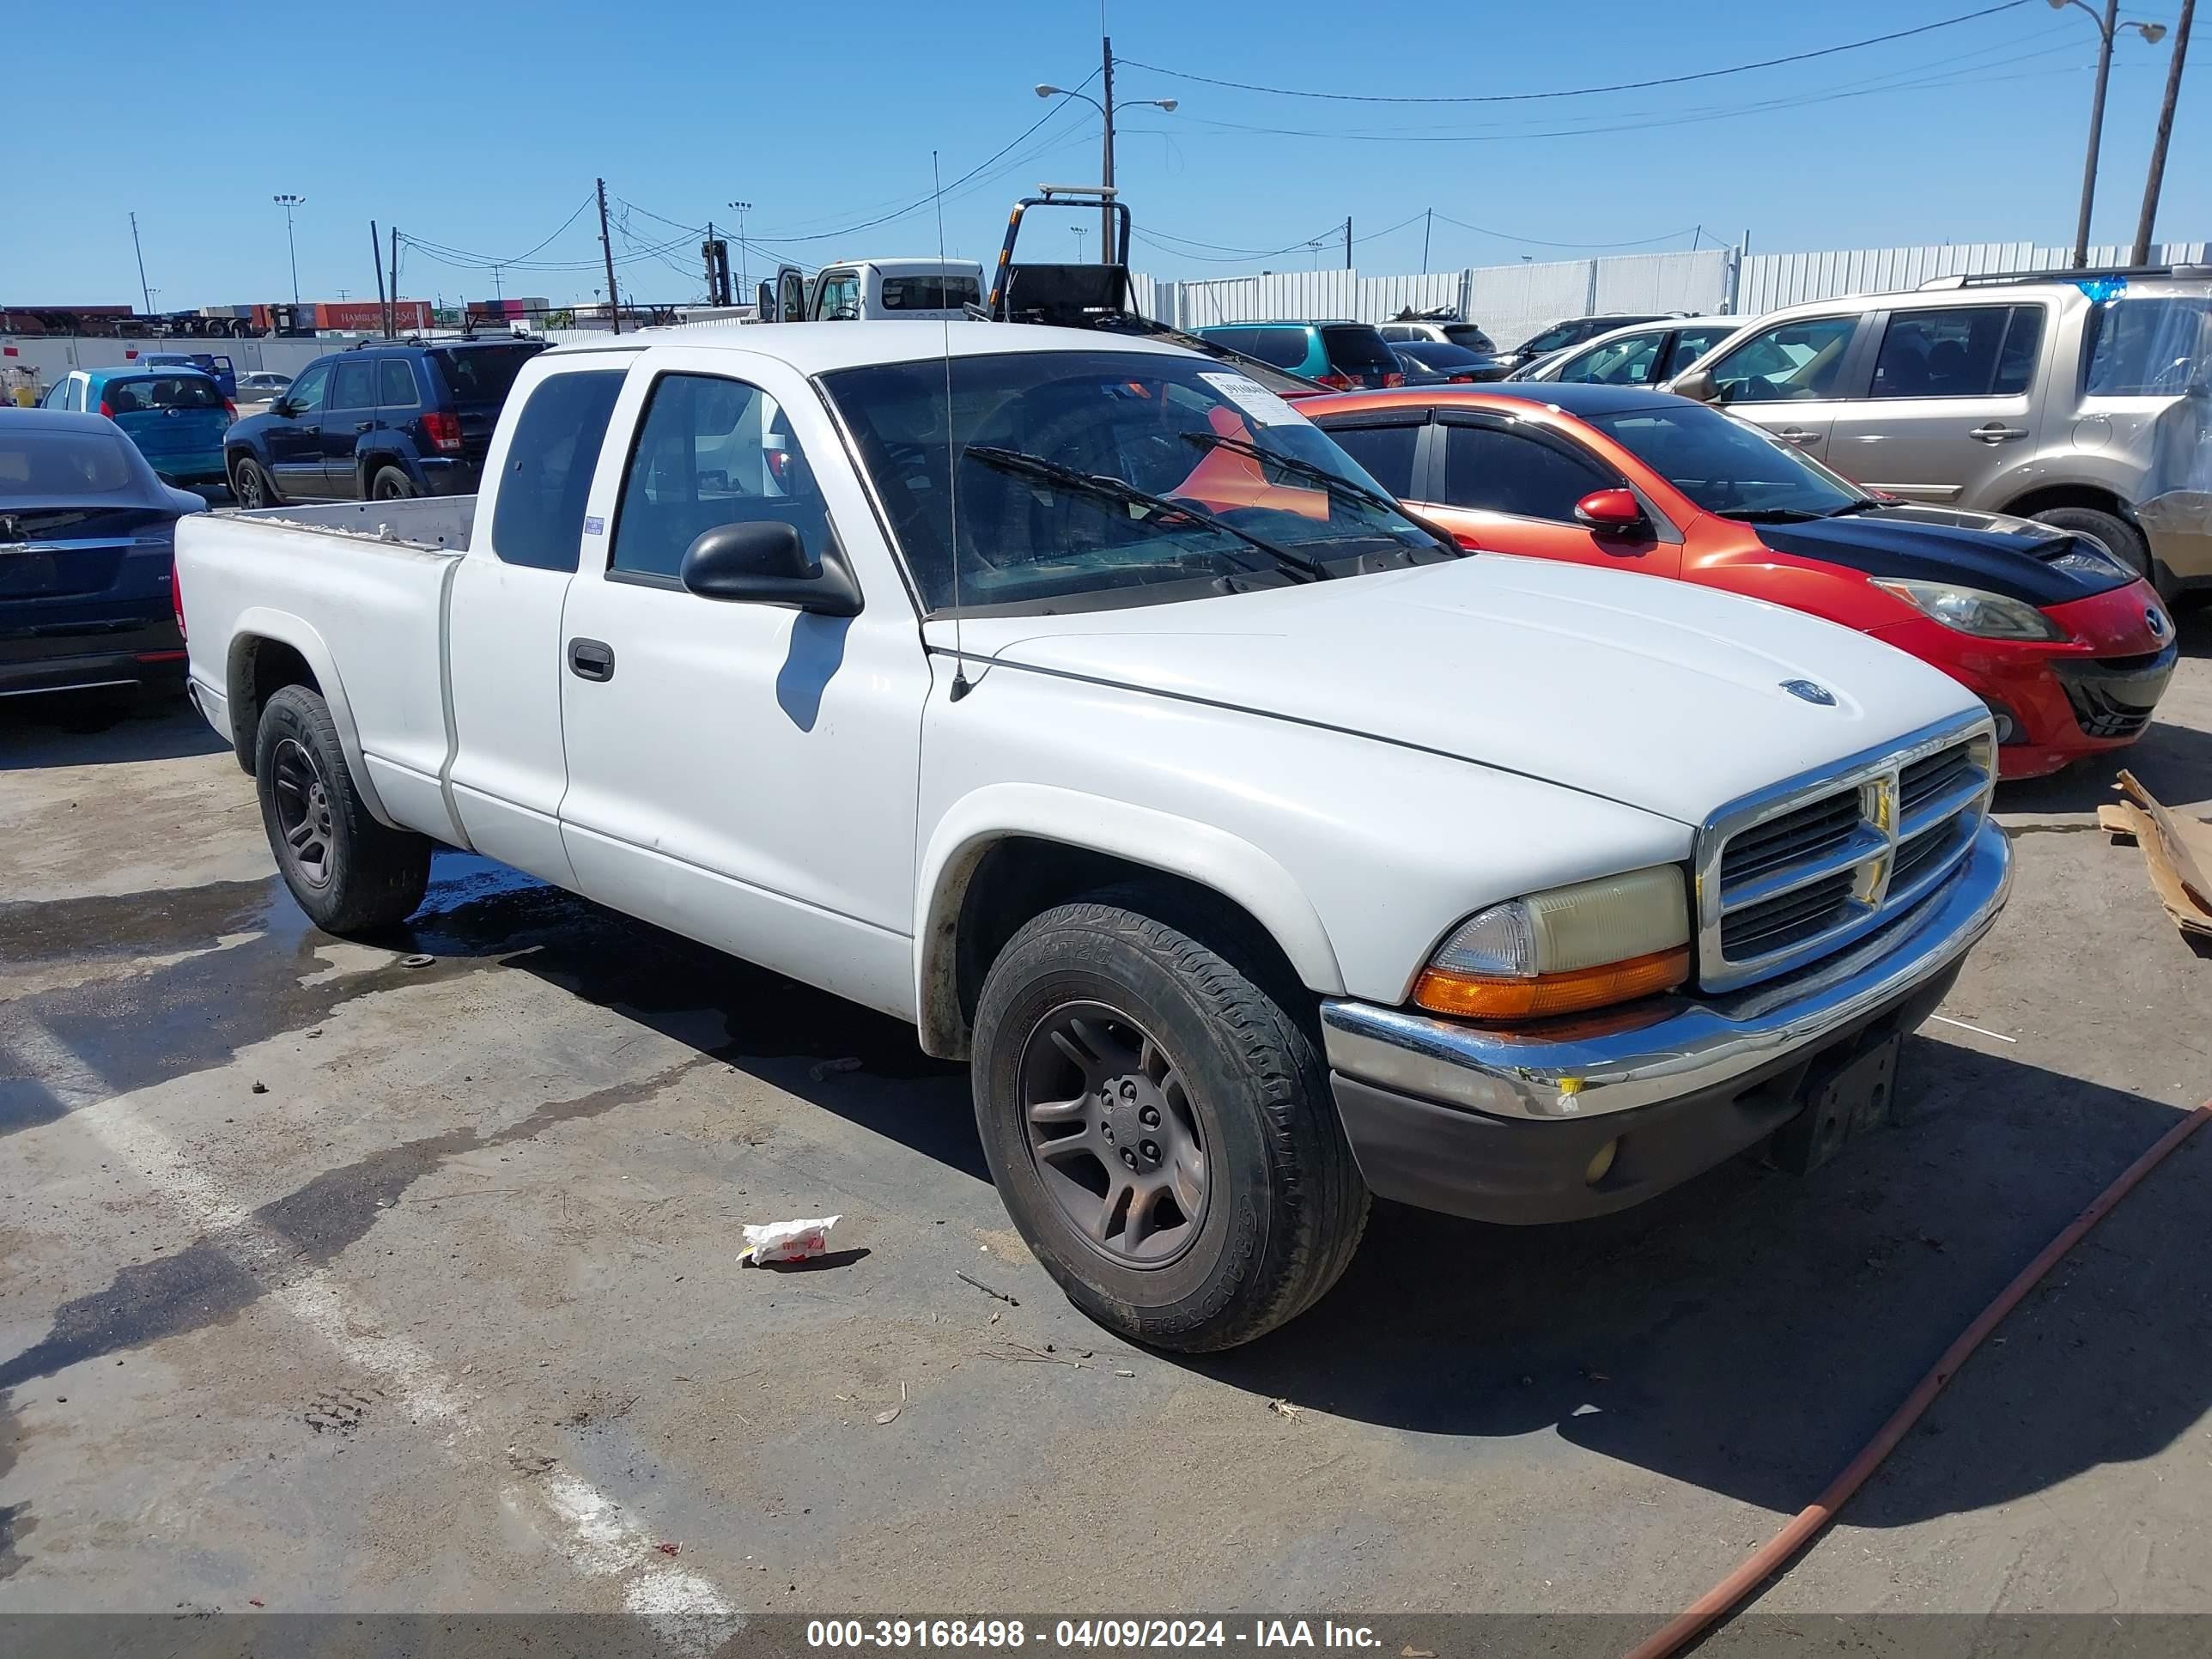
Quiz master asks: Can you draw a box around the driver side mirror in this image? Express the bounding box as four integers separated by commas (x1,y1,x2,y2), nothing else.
680,520,863,617
1574,488,1650,536
1670,367,1720,404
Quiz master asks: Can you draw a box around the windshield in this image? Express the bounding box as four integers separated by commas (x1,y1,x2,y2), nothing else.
823,348,1454,613
2083,292,2212,397
1,430,141,495
1516,319,1596,356
1586,402,1865,520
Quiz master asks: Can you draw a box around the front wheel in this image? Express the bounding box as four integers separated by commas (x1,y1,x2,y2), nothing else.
230,454,276,509
254,685,432,935
972,889,1368,1352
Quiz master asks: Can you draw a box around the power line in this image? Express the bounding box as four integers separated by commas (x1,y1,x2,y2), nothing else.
1430,213,1705,250
1115,0,2033,104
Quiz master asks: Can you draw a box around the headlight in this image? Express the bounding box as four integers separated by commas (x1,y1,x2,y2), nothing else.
1414,866,1692,1021
1870,578,2064,641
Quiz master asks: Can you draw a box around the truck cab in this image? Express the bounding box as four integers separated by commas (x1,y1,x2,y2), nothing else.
756,258,985,324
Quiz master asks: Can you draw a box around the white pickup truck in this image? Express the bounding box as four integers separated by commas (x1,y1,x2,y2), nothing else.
177,321,2013,1350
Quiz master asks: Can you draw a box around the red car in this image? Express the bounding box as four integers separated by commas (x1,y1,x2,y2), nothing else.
1303,383,2177,778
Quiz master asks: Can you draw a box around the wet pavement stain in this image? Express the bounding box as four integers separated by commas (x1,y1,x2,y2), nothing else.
0,1241,261,1396
0,878,279,968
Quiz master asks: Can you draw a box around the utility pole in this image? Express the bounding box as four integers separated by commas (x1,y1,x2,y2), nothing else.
597,178,621,336
390,225,401,330
1421,208,1431,276
2131,0,2196,264
1344,216,1352,271
130,212,152,314
1099,34,1117,260
704,220,717,304
371,220,390,337
2074,0,2121,266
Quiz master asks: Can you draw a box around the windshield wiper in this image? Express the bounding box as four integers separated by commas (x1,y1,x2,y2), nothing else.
1822,500,1883,517
963,445,1332,582
1729,507,1829,524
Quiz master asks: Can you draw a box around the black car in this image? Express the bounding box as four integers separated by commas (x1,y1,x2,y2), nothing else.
1389,339,1498,384
2,407,204,708
224,337,547,506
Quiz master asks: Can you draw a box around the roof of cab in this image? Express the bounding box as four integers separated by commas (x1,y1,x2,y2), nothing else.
544,320,1202,375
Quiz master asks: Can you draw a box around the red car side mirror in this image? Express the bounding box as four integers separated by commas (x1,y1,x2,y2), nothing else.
1574,488,1648,533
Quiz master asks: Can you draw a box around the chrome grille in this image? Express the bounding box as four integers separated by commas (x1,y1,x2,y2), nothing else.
1695,716,1996,992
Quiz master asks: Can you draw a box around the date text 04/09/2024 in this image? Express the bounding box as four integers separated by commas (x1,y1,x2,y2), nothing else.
804,1621,1384,1650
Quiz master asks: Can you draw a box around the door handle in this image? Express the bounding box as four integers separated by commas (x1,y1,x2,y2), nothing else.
1776,427,1822,444
354,419,373,432
1971,423,2029,443
300,425,319,435
568,637,615,682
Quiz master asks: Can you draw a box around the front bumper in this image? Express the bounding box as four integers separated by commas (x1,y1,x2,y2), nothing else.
1321,818,2012,1224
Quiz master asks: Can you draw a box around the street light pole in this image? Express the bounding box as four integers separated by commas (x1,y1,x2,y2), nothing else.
273,194,305,303
1036,78,1176,263
727,201,752,298
2050,0,2168,267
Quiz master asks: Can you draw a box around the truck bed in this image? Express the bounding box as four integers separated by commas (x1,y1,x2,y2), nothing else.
225,495,477,551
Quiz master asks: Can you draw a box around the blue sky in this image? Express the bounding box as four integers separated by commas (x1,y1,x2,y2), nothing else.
5,0,2202,310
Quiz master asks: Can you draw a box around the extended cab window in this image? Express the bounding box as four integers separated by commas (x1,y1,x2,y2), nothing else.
881,275,980,311
1710,317,1856,403
378,358,422,408
1869,306,2041,398
611,374,830,583
1319,420,1422,498
489,369,625,573
1441,422,1611,521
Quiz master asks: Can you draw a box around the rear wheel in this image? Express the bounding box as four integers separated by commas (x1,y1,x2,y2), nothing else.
253,685,432,935
230,454,276,509
972,887,1368,1352
2031,505,2171,603
370,465,417,501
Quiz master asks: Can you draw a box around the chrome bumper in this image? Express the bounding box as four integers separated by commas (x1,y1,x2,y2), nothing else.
1322,818,2013,1123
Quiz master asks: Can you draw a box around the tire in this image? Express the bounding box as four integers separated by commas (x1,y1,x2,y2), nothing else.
2031,505,2172,603
230,454,276,510
253,684,432,935
370,465,417,501
971,885,1368,1352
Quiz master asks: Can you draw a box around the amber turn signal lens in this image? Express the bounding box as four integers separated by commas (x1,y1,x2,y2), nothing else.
1413,946,1692,1021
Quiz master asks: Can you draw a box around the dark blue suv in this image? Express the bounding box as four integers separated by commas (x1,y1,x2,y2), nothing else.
224,337,546,506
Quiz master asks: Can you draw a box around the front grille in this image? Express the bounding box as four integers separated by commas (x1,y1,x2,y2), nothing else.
1720,790,1860,887
1698,722,1995,991
2054,647,2177,740
1721,872,1856,958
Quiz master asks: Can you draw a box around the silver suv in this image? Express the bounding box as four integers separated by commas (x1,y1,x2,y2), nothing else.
1669,267,2212,599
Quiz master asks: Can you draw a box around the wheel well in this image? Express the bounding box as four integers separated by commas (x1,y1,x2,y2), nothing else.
361,453,407,484
929,836,1313,1060
225,635,320,775
1999,483,2136,525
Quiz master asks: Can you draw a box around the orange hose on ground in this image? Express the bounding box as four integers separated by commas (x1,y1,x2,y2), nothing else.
1623,1100,2212,1659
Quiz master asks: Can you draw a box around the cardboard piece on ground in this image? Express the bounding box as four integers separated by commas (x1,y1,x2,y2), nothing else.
2108,771,2212,939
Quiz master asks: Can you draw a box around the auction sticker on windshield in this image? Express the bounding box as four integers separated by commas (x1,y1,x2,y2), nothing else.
1198,372,1307,427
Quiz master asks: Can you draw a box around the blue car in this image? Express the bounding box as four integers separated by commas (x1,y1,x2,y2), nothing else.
42,365,234,489
1,406,205,707
222,337,546,505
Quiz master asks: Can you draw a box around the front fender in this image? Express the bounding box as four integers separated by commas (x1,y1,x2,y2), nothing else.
914,783,1347,1059
225,607,397,828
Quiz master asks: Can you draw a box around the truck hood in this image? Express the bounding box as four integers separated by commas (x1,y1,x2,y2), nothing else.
937,555,1983,826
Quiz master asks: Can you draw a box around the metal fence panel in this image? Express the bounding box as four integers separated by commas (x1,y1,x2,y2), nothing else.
1741,240,2209,313
1591,248,1733,320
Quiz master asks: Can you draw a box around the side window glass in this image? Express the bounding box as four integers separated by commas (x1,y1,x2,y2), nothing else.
817,272,861,319
288,362,331,413
1711,317,1856,403
1994,305,2045,396
489,370,626,573
1321,422,1421,498
1667,326,1734,374
611,374,830,583
329,360,374,411
1869,307,2018,399
1443,423,1610,522
1564,333,1662,386
378,359,422,408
